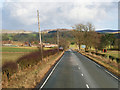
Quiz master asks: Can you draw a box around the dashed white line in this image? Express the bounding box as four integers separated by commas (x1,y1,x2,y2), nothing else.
81,74,83,76
105,70,118,80
86,84,90,88
39,55,64,89
78,67,81,69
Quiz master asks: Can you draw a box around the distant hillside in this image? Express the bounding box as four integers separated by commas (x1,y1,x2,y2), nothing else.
2,29,33,34
96,30,120,33
42,29,73,33
2,29,120,34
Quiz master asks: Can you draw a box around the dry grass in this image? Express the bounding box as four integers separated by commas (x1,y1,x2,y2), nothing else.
2,53,26,65
2,51,64,88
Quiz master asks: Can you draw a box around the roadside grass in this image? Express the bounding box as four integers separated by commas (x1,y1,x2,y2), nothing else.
88,49,119,58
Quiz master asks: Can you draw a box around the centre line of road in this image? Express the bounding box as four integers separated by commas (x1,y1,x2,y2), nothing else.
39,55,64,89
78,67,81,69
86,84,90,88
81,74,83,76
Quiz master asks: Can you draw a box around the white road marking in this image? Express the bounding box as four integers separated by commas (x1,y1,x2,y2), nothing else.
93,62,101,68
39,55,64,89
81,74,83,76
78,67,81,69
86,84,90,88
105,70,118,80
91,58,119,81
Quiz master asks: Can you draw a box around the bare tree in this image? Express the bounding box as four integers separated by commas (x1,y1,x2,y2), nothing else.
72,24,84,50
73,22,100,51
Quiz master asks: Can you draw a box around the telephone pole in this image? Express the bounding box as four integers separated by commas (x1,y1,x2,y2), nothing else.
37,10,43,60
57,29,59,52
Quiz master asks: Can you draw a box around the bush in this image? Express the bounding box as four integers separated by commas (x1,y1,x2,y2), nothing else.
2,61,18,79
101,54,106,57
109,56,115,60
85,51,89,52
116,58,120,63
95,53,101,56
91,52,95,54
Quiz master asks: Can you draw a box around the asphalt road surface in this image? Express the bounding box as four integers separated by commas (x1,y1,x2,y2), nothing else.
40,49,119,88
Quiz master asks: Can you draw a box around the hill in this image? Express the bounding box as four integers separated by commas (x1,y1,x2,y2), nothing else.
2,29,33,34
96,30,120,33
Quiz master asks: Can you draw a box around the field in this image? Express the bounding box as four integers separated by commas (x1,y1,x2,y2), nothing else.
101,50,119,58
1,46,54,65
2,47,38,52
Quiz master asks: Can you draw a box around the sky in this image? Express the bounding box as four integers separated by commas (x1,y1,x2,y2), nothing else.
0,0,119,31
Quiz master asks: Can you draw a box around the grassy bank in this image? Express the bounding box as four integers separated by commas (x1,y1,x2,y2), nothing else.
2,51,64,88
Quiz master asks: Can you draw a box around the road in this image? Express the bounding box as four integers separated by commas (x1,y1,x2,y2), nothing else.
39,49,119,88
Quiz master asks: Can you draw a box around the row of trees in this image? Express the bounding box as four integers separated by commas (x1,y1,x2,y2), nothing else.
73,23,119,51
73,23,101,50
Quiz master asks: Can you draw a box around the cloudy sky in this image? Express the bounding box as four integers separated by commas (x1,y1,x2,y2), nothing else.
0,0,119,31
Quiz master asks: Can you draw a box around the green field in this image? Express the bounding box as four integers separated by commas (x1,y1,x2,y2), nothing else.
2,46,55,65
2,47,38,52
102,50,119,58
2,53,26,64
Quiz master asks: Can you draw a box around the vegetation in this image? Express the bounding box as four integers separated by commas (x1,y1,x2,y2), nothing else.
2,49,60,79
73,23,101,50
2,31,74,45
2,51,64,88
72,23,119,51
2,61,18,79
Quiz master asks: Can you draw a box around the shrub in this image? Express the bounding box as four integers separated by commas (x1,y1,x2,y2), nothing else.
91,52,95,54
2,61,18,79
85,51,89,52
109,56,115,60
116,58,120,63
101,54,106,57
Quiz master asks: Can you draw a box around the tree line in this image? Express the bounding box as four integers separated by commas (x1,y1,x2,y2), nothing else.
73,23,119,51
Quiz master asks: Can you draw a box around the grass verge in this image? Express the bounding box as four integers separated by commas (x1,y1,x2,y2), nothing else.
2,51,64,88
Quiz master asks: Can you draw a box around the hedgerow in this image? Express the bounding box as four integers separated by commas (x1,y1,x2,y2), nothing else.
2,48,61,78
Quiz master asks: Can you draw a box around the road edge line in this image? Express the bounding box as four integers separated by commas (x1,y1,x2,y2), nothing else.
75,50,120,81
39,52,64,89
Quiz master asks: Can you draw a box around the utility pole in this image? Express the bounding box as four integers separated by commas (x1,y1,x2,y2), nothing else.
57,29,59,52
37,10,43,60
